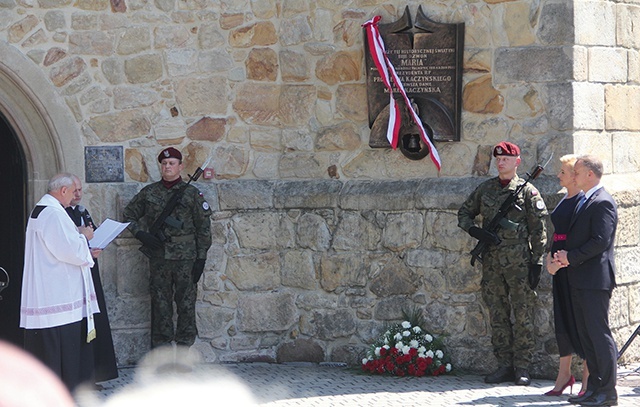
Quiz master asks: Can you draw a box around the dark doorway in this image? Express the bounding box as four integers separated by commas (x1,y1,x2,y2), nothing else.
0,114,27,347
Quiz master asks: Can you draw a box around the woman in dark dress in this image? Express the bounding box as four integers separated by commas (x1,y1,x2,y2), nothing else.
544,154,589,396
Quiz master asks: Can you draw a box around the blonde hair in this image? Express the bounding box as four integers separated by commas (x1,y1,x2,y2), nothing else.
559,154,578,169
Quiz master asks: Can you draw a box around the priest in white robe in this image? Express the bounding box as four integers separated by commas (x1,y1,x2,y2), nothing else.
20,173,99,391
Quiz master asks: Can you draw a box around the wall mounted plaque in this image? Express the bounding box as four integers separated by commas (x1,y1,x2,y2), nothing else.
85,146,124,183
364,6,464,153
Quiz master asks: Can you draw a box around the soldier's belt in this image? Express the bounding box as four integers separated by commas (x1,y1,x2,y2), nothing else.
166,234,195,243
488,238,528,249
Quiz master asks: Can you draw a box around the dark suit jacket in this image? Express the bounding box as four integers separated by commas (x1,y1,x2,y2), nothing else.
566,187,617,291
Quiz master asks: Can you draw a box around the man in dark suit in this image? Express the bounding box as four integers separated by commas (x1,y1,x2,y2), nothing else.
553,155,618,406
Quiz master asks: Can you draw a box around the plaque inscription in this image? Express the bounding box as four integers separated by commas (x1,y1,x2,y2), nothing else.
365,6,464,151
84,146,124,183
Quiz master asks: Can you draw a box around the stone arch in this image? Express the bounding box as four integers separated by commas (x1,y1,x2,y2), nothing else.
0,41,84,207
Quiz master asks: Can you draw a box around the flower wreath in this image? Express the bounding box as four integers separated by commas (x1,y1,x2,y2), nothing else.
362,312,452,377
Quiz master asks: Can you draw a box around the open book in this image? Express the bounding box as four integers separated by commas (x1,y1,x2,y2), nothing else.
89,219,130,249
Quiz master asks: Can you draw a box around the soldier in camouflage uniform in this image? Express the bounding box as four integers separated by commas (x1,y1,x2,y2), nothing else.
123,147,212,348
458,141,548,386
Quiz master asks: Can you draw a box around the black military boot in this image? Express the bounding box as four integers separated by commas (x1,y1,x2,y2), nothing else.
484,366,515,384
514,367,531,386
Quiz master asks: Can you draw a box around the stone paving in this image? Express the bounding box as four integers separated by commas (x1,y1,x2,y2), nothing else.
76,361,640,406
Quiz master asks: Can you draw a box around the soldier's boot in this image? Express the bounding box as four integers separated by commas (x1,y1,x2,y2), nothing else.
514,367,531,386
484,366,515,384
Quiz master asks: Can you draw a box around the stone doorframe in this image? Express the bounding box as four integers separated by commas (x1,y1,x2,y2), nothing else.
0,41,83,208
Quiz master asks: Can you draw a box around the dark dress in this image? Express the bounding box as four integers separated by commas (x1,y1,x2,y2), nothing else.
66,206,119,382
550,192,585,359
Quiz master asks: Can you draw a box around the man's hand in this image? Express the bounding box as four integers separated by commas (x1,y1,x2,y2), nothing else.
528,264,542,290
192,259,206,284
468,226,501,246
79,225,94,241
90,248,102,258
135,231,162,250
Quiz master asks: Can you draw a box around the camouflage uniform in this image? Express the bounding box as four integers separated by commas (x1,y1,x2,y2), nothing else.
123,180,212,347
458,175,548,370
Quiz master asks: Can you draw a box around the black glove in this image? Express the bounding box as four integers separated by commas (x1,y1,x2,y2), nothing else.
192,259,206,283
528,264,542,290
468,226,501,246
135,231,162,250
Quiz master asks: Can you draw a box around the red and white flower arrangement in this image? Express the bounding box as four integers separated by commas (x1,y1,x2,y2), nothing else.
362,315,452,377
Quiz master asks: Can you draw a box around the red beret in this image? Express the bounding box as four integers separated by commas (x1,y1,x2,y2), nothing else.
158,147,182,162
493,141,520,157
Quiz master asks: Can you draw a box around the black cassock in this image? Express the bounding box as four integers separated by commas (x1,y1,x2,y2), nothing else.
66,206,118,382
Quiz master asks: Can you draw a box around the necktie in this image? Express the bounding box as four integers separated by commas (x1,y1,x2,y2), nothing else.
575,195,587,214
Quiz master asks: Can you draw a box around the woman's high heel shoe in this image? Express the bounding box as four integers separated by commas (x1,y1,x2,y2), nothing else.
544,375,575,396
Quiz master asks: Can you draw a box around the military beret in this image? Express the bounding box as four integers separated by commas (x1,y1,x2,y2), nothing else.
158,147,182,162
493,141,520,157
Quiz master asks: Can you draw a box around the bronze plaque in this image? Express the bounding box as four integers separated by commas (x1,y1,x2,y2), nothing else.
364,6,464,148
85,146,124,183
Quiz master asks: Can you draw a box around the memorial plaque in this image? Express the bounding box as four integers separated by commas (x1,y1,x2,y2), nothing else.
84,146,124,183
364,6,464,150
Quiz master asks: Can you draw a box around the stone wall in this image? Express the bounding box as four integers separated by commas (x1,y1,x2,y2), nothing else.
2,0,640,378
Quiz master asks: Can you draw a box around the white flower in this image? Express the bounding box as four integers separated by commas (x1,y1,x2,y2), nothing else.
362,358,369,364
418,346,426,353
436,350,444,359
382,345,390,350
374,347,381,357
409,339,419,348
412,326,422,333
425,350,434,358
425,334,433,342
402,345,411,355
401,321,412,329
402,330,411,337
384,337,389,345
446,363,452,372
395,342,403,350
418,352,425,358
394,332,403,341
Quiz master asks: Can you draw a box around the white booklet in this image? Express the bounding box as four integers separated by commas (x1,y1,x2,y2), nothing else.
89,218,130,249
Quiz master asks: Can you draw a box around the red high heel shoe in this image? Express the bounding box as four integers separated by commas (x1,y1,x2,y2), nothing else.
544,375,575,396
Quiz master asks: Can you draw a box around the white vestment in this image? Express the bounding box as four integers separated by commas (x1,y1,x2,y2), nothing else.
20,194,99,336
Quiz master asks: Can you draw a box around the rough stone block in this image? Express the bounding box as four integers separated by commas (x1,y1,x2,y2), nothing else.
281,250,317,290
112,329,150,366
613,132,640,173
340,180,419,211
588,47,627,83
332,211,381,251
574,1,616,46
296,213,331,251
313,309,356,340
196,306,235,339
218,180,275,210
237,292,296,332
540,82,573,131
226,252,280,290
276,338,325,363
537,1,574,46
617,5,640,49
320,253,368,292
572,131,613,173
494,47,573,83
605,85,640,130
573,81,604,130
274,180,341,209
381,212,424,251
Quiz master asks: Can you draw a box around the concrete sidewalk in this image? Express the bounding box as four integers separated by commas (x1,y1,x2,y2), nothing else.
77,362,640,406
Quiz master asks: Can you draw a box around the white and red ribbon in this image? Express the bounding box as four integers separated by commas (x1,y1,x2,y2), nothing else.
363,16,442,171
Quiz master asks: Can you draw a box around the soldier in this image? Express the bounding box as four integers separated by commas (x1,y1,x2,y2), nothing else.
123,147,212,348
457,141,548,386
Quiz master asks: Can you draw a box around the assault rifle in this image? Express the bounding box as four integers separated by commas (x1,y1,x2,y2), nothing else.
469,158,549,266
139,158,210,258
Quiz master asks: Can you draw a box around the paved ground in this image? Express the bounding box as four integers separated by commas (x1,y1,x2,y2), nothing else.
75,360,640,406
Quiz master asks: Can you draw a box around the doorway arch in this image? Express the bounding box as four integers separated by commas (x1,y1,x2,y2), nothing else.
0,41,85,345
0,41,85,204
